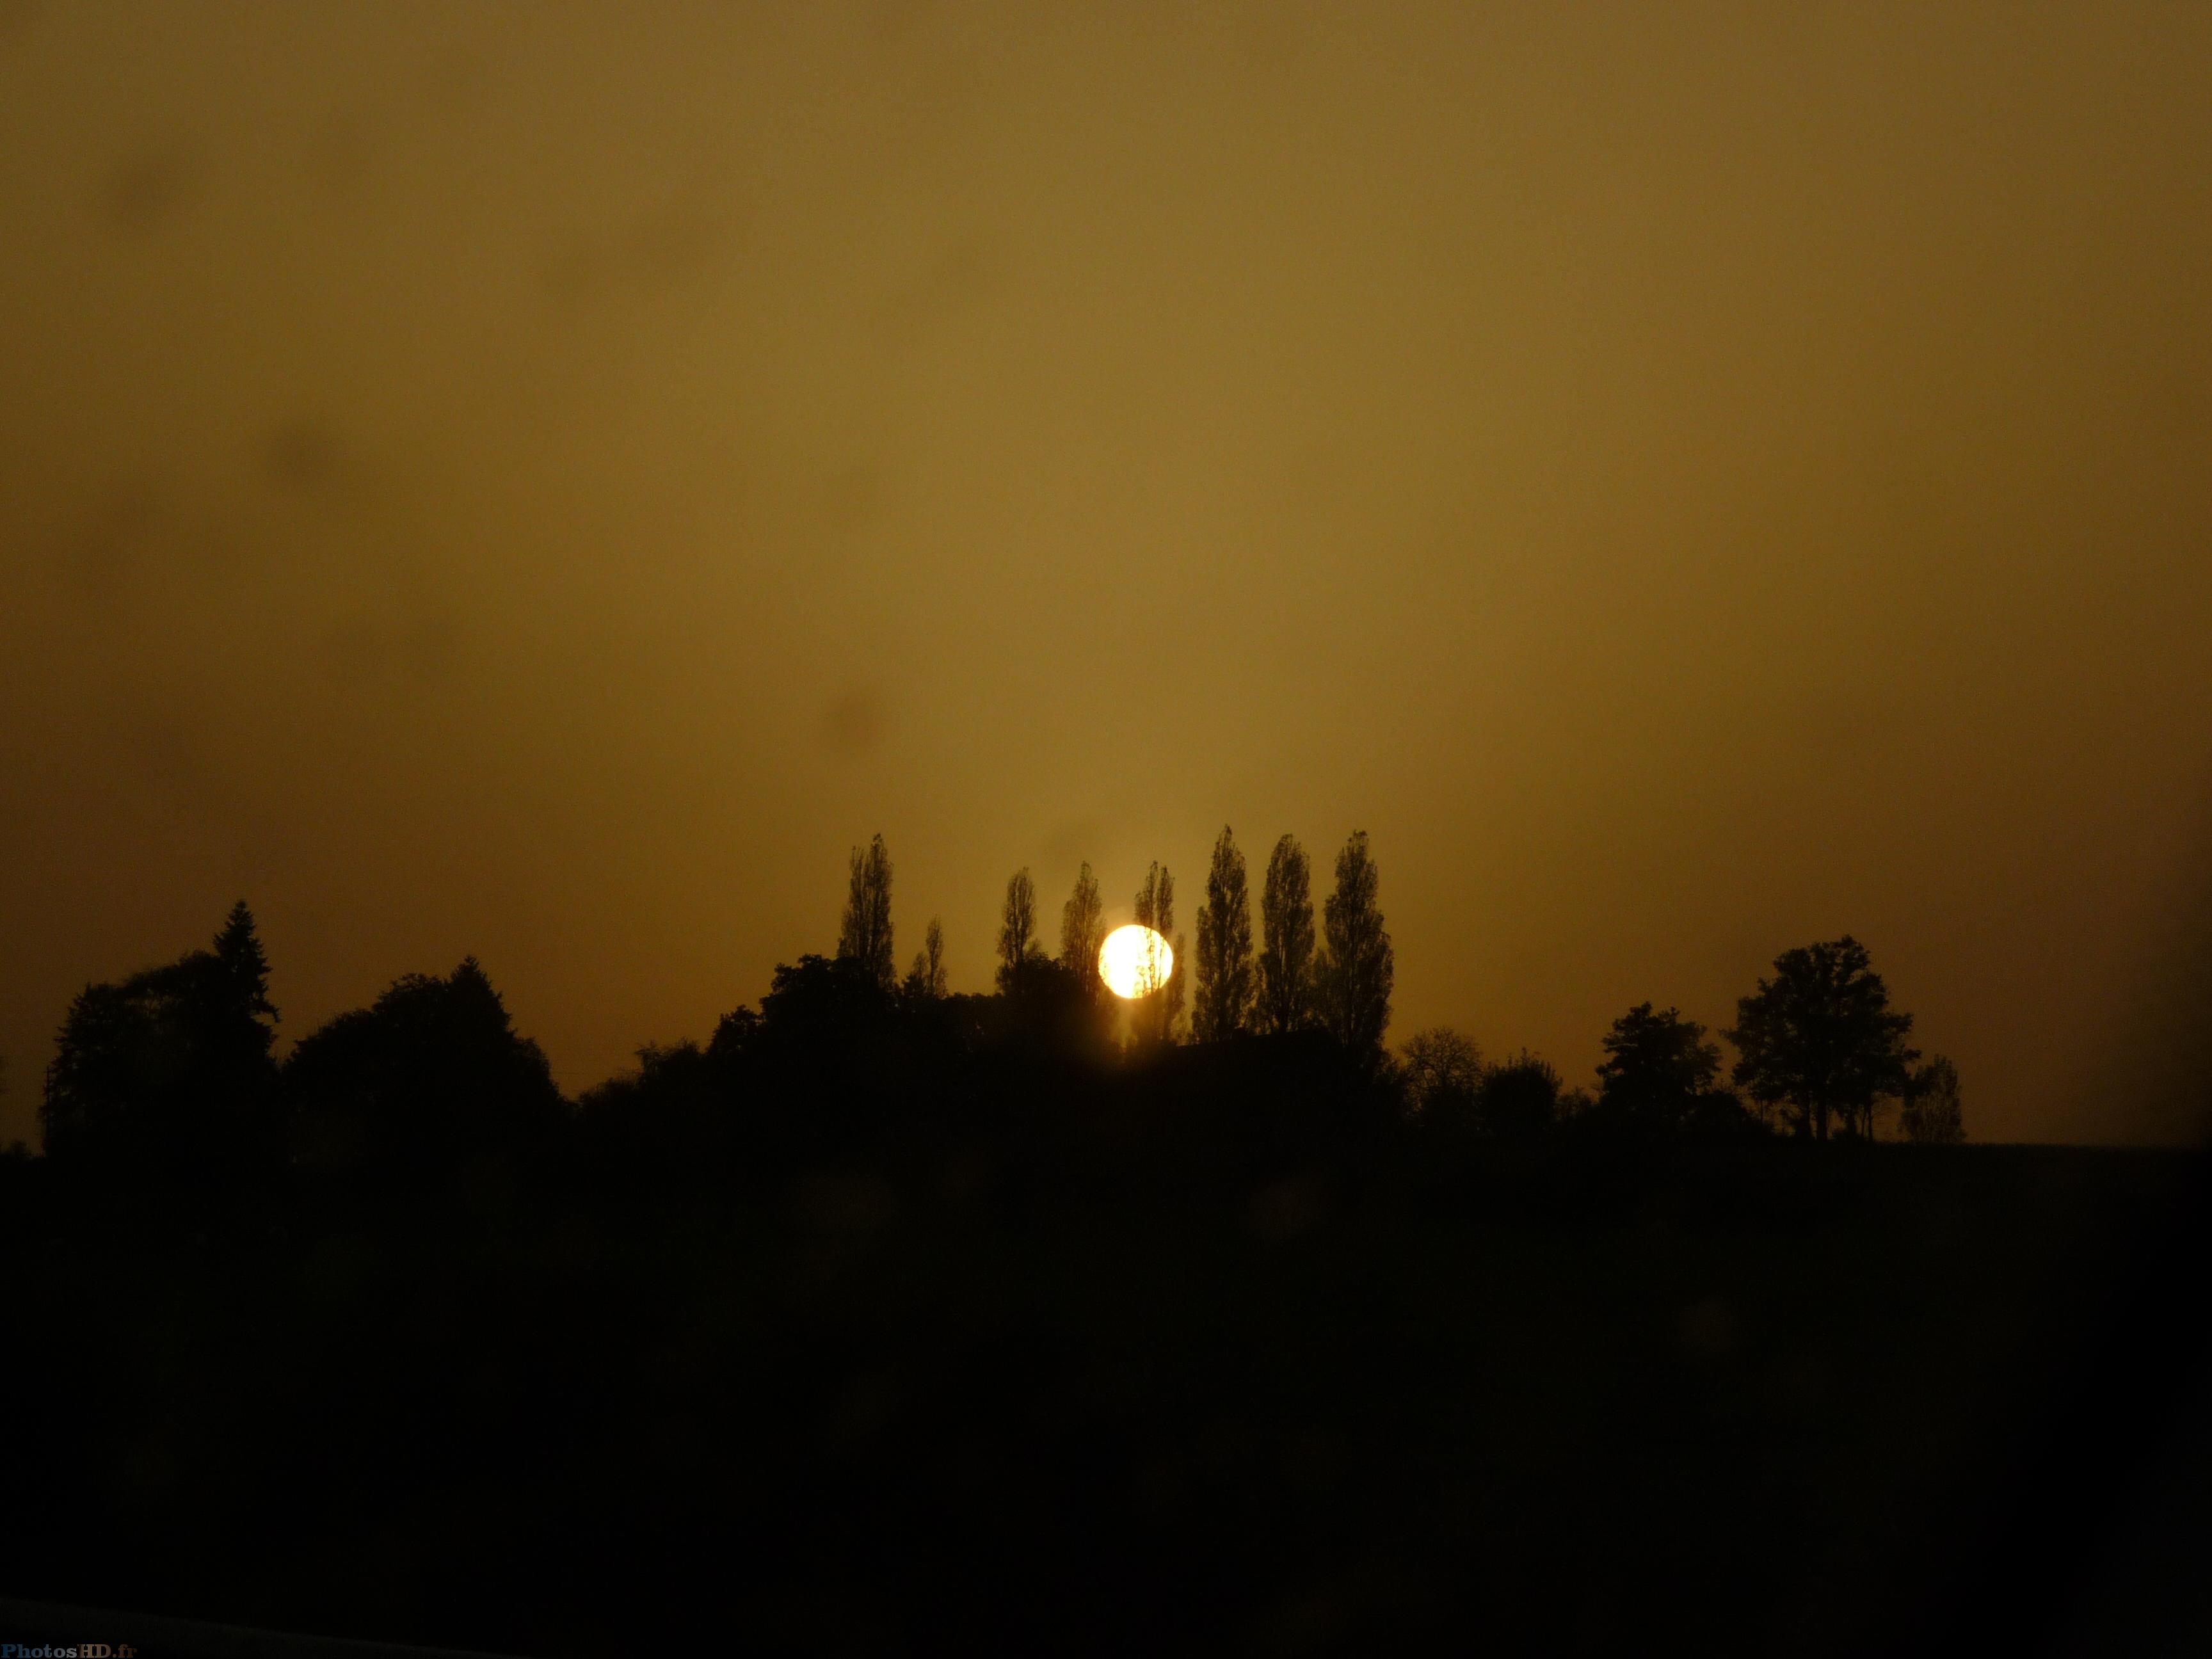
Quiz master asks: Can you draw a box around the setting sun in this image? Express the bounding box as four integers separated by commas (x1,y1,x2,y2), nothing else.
1098,925,1173,1000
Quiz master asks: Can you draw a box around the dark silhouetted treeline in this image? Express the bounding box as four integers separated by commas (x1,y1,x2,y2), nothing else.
28,831,1961,1183
13,842,2190,1659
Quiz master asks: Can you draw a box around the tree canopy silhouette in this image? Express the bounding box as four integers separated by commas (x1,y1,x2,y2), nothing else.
1594,1004,1720,1128
1400,1026,1482,1119
283,956,564,1173
1724,936,1918,1141
906,915,949,999
22,860,1969,1184
1059,863,1106,999
1257,833,1316,1035
1475,1050,1564,1139
41,901,279,1171
1317,830,1393,1065
0,872,2129,1659
1194,826,1256,1043
997,868,1041,991
1901,1054,1967,1144
837,833,896,991
1134,862,1183,1044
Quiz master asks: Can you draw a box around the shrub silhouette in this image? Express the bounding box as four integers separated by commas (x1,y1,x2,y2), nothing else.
1475,1050,1563,1139
1901,1055,1967,1144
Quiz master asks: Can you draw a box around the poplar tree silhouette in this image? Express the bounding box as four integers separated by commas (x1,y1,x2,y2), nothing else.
1257,834,1316,1035
1134,862,1183,1043
905,916,949,999
837,833,896,991
1317,830,1393,1064
1725,936,1917,1141
997,869,1040,991
1059,863,1107,998
1194,826,1256,1042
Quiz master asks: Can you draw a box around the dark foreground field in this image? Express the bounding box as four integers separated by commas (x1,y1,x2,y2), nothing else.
1,1094,2204,1657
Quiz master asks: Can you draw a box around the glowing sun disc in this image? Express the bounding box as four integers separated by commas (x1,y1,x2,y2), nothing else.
1099,925,1173,1000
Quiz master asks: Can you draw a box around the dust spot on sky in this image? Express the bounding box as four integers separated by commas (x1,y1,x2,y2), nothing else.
264,417,343,492
2147,364,2211,438
0,1,42,45
1792,689,1900,778
824,686,887,758
540,208,730,301
105,149,189,232
817,463,888,536
1043,817,1104,868
403,614,461,680
312,115,378,200
325,615,383,688
58,484,159,608
116,706,205,801
872,233,1006,353
324,611,462,689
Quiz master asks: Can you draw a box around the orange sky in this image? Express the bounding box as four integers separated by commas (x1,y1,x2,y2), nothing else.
2,1,2208,1146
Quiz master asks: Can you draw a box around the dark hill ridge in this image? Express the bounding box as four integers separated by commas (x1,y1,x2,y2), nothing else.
1,1125,2202,1656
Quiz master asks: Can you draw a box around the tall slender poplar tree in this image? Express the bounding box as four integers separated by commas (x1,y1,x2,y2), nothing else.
1194,826,1256,1041
997,869,1040,990
1134,862,1183,1043
1059,863,1107,998
836,834,896,991
1316,830,1393,1063
906,917,948,998
1257,833,1317,1035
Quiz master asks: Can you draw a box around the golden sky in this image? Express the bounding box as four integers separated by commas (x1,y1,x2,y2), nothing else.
2,2,2207,1145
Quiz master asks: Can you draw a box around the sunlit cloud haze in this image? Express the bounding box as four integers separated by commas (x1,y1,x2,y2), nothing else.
2,2,2208,1146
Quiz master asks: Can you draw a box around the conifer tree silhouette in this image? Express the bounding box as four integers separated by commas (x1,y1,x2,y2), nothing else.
215,900,278,1029
42,901,281,1169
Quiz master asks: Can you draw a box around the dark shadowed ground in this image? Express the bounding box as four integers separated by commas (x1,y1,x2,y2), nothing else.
1,1073,2202,1656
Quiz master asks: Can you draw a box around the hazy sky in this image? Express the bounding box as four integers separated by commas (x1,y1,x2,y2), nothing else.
3,1,2208,1147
